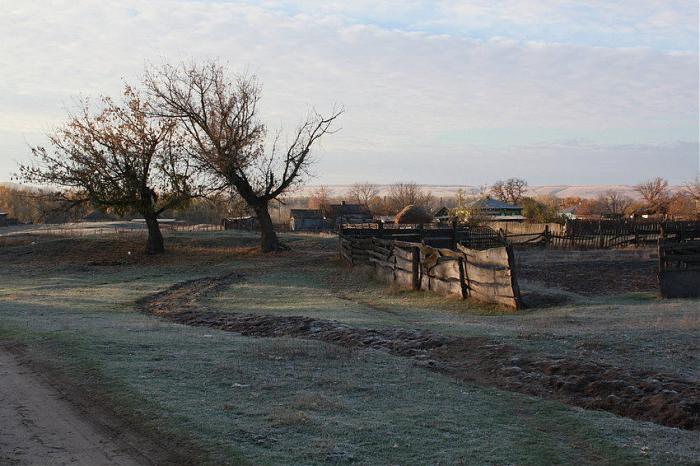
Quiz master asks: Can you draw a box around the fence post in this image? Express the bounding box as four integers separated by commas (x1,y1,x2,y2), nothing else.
378,221,384,239
411,246,421,291
451,219,458,249
543,224,550,247
506,244,523,310
458,257,467,299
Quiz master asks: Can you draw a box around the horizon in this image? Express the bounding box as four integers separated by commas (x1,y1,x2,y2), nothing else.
1,1,698,185
2,180,681,202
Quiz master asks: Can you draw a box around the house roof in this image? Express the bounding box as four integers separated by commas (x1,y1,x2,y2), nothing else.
290,209,324,220
470,197,521,210
329,203,371,216
433,206,450,217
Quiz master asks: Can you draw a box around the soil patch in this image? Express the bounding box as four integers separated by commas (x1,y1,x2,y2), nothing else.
516,250,658,295
138,273,700,431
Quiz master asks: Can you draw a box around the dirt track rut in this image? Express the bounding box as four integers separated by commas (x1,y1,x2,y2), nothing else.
138,272,700,431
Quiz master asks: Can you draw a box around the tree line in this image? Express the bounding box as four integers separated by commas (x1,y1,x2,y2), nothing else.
303,176,700,224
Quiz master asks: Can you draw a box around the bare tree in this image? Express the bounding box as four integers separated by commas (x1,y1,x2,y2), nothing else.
598,190,633,217
145,61,342,252
18,86,197,254
348,182,379,207
308,185,334,217
668,192,697,219
636,177,670,214
490,178,528,205
684,176,700,202
387,182,433,212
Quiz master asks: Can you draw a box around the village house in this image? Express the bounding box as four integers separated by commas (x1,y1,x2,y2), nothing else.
559,205,580,220
432,206,451,223
469,197,525,222
328,201,373,227
289,209,327,231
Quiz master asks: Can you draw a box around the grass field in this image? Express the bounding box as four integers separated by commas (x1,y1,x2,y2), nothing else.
0,229,699,465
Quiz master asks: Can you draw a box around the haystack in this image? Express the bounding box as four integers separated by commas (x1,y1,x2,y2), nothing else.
395,205,433,224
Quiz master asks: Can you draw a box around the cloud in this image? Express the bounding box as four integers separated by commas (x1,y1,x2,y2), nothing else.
0,0,697,184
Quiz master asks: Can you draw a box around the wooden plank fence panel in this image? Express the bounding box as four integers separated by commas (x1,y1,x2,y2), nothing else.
340,233,521,309
659,239,700,298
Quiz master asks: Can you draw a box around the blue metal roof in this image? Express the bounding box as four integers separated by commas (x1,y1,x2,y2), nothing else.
470,197,521,210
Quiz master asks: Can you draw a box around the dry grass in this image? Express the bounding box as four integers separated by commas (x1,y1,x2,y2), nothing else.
0,228,698,465
267,409,311,427
291,393,349,412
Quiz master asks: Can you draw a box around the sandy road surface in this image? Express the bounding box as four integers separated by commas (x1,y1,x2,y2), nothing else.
0,350,146,466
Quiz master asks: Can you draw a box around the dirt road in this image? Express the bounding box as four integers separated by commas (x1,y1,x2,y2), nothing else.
0,349,146,466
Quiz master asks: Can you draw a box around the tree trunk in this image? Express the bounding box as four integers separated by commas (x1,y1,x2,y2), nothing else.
253,201,282,252
144,212,165,255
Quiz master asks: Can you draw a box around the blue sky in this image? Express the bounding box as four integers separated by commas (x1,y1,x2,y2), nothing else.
1,0,698,185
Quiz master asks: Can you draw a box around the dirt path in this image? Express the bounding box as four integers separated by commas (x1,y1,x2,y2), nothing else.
138,272,700,431
0,349,148,466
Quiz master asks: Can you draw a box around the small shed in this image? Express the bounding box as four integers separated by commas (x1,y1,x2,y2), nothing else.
290,209,327,232
432,206,451,223
329,201,372,227
559,205,579,220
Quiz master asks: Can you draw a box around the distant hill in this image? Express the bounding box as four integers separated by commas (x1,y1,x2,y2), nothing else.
297,184,684,200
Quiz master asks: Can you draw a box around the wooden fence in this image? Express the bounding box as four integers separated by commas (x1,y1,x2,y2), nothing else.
0,223,223,239
342,220,700,250
659,239,700,298
339,235,522,309
488,219,700,249
340,223,505,250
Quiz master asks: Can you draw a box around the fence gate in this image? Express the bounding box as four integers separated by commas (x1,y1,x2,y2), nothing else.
658,239,700,298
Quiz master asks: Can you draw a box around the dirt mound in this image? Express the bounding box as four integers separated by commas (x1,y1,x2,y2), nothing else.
138,273,700,431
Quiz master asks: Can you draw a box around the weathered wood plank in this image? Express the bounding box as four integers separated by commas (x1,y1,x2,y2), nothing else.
395,256,414,272
463,264,512,284
457,244,510,267
424,276,464,297
393,247,414,262
395,268,415,289
369,257,394,269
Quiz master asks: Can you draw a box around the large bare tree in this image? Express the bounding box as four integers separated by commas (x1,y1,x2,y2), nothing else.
145,61,342,252
348,182,380,207
598,190,633,217
636,177,670,214
18,86,197,254
490,178,528,205
307,185,334,217
684,177,700,202
387,182,433,212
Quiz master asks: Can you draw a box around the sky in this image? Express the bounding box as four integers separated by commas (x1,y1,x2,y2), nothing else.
1,0,698,186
